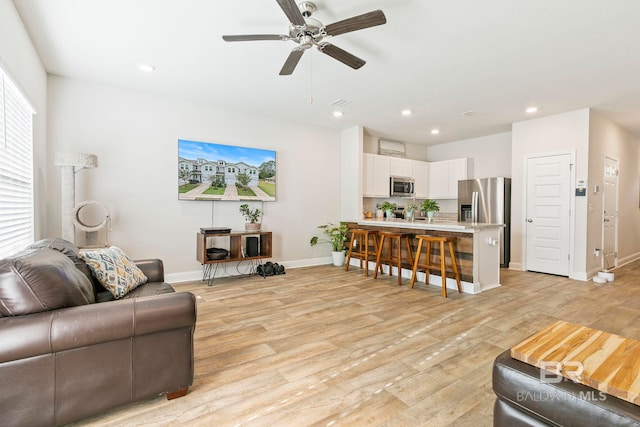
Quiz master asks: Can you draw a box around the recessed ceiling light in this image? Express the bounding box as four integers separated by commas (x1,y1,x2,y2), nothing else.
526,106,538,114
137,63,156,73
431,129,440,135
333,111,343,118
401,109,412,116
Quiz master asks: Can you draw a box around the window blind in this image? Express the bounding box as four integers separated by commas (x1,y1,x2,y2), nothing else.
0,66,34,258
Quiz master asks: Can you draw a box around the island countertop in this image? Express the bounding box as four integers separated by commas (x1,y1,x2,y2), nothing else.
345,218,503,294
355,218,504,233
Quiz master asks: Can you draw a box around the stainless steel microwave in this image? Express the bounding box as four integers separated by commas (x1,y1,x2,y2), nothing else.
390,176,414,197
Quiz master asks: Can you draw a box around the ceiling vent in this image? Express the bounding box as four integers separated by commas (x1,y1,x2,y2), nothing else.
330,99,351,108
378,139,406,158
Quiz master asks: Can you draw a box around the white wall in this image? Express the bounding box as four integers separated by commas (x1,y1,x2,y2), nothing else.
421,131,512,213
47,76,342,279
588,112,640,273
511,108,590,278
424,131,512,179
341,126,363,220
0,0,48,239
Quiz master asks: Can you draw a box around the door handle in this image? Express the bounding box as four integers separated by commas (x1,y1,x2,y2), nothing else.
604,218,610,222
527,218,533,223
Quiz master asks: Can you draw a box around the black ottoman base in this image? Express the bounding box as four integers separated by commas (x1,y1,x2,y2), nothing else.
492,350,640,426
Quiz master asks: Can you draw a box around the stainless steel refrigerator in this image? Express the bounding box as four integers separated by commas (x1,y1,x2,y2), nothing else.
458,177,511,267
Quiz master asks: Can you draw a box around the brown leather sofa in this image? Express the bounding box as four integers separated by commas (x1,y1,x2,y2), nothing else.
0,239,197,427
493,350,640,426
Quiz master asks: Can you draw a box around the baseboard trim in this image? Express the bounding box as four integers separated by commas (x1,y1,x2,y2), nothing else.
618,252,640,268
166,257,334,284
509,262,523,271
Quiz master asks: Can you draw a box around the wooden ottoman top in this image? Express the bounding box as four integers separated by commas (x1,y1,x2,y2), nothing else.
511,320,640,405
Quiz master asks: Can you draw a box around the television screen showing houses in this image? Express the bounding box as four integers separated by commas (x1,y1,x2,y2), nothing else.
178,139,276,201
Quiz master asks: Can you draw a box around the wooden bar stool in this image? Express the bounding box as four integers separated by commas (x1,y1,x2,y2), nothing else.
374,231,414,286
410,235,461,297
345,229,381,276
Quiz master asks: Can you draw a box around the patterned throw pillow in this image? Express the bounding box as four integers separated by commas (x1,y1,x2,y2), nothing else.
79,246,148,299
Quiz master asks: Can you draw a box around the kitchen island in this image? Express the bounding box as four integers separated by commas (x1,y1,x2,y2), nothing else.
346,218,504,294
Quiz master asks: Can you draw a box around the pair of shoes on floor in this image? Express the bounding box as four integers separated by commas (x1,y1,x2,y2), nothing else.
256,262,285,277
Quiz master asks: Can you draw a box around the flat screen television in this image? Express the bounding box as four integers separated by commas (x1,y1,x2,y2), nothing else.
178,139,276,201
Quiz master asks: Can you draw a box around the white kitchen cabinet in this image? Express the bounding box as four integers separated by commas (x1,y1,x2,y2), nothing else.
428,158,468,199
447,157,468,199
412,160,429,198
363,153,390,197
428,160,449,199
389,157,413,178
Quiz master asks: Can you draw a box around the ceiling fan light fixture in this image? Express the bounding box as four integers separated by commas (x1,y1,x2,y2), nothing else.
222,1,386,75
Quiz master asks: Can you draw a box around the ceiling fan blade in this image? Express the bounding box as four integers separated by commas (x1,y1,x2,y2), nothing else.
279,49,305,75
276,0,306,26
222,34,290,42
318,43,365,70
324,10,387,37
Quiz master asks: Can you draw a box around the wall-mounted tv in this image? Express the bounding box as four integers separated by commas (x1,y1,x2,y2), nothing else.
178,139,276,202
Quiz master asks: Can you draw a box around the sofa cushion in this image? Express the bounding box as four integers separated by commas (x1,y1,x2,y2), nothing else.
96,282,175,303
26,238,108,296
0,248,95,316
79,246,148,299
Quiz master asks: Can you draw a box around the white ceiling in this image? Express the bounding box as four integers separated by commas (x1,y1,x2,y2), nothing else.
12,0,640,145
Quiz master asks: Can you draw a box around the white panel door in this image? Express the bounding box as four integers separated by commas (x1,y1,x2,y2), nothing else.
525,154,571,276
602,157,618,270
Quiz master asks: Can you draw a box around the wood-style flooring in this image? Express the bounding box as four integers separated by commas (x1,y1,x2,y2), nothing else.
70,261,640,426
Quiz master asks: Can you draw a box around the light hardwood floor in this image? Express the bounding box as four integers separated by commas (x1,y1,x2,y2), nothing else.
71,261,640,426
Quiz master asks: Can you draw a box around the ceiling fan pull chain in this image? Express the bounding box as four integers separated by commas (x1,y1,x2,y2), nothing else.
309,51,313,104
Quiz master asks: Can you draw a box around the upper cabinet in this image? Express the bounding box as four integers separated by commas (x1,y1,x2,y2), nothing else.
428,158,468,199
363,153,390,197
362,153,467,200
412,160,429,198
448,158,469,198
389,157,413,178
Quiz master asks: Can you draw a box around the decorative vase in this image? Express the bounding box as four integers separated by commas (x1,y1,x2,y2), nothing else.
384,210,394,219
427,211,434,222
245,222,261,232
332,250,346,267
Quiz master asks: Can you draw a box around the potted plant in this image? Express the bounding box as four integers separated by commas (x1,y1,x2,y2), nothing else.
405,200,418,222
239,203,262,231
309,222,349,266
380,201,397,219
421,199,440,221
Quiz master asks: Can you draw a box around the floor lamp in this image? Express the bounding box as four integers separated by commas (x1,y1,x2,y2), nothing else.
54,152,98,242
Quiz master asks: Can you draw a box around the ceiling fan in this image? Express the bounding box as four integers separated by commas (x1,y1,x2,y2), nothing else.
222,0,387,75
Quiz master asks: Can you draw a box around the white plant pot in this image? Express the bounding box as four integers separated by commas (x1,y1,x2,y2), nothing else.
332,251,346,267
